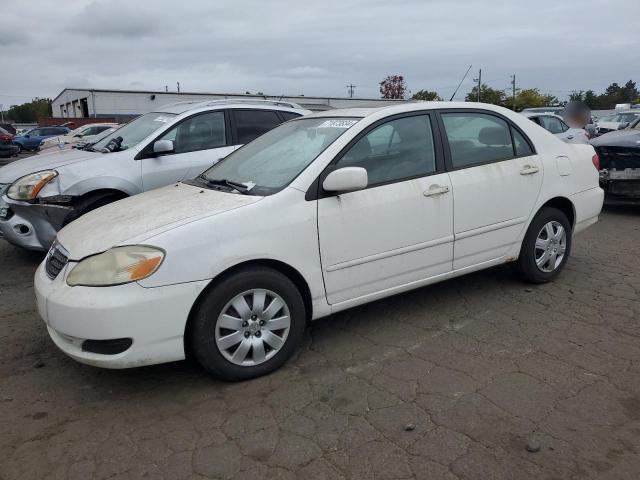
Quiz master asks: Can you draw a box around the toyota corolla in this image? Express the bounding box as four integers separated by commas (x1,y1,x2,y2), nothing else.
34,102,604,380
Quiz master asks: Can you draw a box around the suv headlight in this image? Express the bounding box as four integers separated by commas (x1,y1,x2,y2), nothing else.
67,245,165,287
7,170,57,201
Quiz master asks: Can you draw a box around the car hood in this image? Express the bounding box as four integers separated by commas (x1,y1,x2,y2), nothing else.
591,129,640,148
57,182,263,260
0,148,104,183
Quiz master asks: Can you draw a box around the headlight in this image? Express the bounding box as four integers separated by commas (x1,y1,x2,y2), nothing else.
67,245,165,287
7,170,57,201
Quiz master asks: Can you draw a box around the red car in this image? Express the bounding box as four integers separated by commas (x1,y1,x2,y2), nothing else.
0,127,19,159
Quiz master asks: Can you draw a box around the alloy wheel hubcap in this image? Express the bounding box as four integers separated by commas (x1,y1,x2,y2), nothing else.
215,289,291,366
534,221,567,273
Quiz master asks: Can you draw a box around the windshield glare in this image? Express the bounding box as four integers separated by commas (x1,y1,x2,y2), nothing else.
92,112,176,151
202,117,360,195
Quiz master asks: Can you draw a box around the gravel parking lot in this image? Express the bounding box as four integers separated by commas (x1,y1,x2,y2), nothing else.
1,207,639,480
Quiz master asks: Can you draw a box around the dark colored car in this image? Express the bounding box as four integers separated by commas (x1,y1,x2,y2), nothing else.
0,127,19,159
591,118,640,205
13,126,70,152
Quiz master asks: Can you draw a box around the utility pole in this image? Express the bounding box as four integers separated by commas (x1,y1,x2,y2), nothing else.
473,69,482,102
165,85,168,93
346,84,356,98
177,81,181,93
511,74,516,111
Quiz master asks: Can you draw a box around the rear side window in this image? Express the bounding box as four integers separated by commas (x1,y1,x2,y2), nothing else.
539,116,565,134
279,111,302,121
335,114,436,186
233,110,282,144
442,113,514,168
512,128,534,156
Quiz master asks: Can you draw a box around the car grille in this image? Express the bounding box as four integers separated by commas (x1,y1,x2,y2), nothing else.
45,242,69,280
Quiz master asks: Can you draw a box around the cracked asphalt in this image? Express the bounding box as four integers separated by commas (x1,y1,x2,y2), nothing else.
1,207,639,479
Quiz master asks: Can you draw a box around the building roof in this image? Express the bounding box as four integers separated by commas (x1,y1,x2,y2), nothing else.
52,87,405,106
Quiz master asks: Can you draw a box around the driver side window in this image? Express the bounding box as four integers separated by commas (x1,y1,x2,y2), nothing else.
159,111,226,154
334,115,436,186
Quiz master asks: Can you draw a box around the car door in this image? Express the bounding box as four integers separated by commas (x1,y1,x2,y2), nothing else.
317,113,454,305
140,110,235,191
439,110,543,270
24,128,44,148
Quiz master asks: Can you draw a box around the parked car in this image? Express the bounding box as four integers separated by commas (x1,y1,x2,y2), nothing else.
0,123,17,135
522,112,590,144
12,126,71,152
0,127,20,158
595,111,640,134
39,123,119,152
33,102,603,379
72,127,118,150
0,100,310,251
591,118,640,204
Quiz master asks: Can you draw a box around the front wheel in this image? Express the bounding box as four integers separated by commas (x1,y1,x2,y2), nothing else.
189,266,306,381
517,207,572,284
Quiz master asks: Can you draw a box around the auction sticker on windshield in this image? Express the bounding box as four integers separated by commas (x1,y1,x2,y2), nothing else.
317,119,358,129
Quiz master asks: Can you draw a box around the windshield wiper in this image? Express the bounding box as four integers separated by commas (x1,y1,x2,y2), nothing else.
198,175,251,194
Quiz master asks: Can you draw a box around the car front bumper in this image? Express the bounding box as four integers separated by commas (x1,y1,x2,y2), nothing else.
0,195,73,251
34,258,210,369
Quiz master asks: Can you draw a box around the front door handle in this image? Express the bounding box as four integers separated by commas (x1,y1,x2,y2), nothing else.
520,165,539,175
424,184,450,197
566,135,574,140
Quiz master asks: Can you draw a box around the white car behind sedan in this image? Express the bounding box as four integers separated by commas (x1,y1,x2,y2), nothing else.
522,112,590,144
34,102,604,380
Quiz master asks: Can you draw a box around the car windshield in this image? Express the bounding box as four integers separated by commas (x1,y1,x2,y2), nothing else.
0,127,9,135
200,117,360,195
92,112,176,152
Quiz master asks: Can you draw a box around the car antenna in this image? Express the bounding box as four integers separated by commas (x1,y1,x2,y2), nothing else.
449,64,473,101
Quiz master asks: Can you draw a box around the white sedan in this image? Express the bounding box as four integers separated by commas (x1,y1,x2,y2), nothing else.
34,102,604,380
521,112,590,144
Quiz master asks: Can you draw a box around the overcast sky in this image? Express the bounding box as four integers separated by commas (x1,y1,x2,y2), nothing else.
1,0,639,107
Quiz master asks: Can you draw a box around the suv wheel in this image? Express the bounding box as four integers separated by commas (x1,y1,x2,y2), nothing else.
189,266,306,381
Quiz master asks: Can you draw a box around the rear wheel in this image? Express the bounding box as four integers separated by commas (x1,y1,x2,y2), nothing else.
518,207,572,283
189,266,306,381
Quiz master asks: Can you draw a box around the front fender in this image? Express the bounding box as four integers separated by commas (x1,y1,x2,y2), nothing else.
60,176,142,197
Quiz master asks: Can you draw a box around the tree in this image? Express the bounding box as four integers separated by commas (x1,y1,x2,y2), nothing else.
464,84,506,105
412,89,441,101
569,91,584,102
583,90,598,109
7,98,52,123
514,89,558,110
379,75,406,99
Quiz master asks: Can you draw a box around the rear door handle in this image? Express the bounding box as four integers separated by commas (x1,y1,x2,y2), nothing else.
424,184,450,197
520,165,539,175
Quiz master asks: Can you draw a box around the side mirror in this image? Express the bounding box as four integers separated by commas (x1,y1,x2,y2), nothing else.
24,134,30,138
618,122,630,130
323,167,368,193
153,139,174,155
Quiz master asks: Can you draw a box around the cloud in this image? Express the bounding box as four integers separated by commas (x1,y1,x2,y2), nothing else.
1,0,639,107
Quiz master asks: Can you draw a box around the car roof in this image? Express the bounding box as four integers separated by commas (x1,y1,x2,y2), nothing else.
301,101,521,120
521,112,564,120
158,99,309,115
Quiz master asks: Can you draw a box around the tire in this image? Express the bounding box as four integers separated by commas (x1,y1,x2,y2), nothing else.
517,207,572,284
189,266,306,381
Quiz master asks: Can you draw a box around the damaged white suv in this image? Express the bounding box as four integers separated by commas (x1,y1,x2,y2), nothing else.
0,100,309,251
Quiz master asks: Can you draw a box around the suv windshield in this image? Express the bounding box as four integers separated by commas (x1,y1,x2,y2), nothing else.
200,117,359,195
92,112,176,152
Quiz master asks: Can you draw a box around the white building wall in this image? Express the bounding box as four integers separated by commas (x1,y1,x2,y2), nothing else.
52,88,407,118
